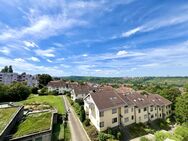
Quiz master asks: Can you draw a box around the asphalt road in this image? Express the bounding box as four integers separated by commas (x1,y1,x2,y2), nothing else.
63,95,90,141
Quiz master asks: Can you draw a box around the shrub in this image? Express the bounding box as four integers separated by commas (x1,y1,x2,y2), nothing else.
39,87,48,95
79,106,86,122
31,87,38,94
117,131,122,140
75,99,84,105
155,131,171,141
98,133,108,141
84,119,90,126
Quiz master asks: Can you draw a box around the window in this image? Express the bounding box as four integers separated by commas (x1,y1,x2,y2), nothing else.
150,106,153,112
159,108,161,111
155,113,157,117
138,109,141,113
131,115,134,120
124,108,129,114
112,108,117,114
160,114,162,117
112,117,117,123
124,117,129,123
100,122,104,127
144,107,147,111
100,111,104,117
144,114,147,119
35,137,42,141
151,115,154,118
155,107,157,110
139,116,141,122
131,107,133,112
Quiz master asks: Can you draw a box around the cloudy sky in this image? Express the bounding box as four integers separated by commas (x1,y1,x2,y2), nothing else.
0,0,188,77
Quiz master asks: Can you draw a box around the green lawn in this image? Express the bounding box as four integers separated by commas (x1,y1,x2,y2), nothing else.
18,95,65,114
13,112,52,138
0,107,17,133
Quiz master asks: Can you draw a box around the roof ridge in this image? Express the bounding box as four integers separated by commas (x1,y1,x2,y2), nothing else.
114,90,128,106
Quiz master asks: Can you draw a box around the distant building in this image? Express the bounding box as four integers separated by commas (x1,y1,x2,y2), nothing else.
84,86,172,131
0,72,38,87
47,81,97,100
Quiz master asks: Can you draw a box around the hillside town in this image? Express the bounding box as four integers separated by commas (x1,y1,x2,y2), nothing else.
1,1,188,141
0,68,188,141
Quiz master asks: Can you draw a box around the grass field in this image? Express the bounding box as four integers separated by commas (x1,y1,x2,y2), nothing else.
18,95,65,114
13,112,52,138
0,107,17,133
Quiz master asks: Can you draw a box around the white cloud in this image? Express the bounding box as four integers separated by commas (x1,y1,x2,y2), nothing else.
122,27,143,37
117,50,128,56
23,41,38,48
35,49,55,58
28,57,40,62
60,64,70,68
140,63,159,68
0,47,11,55
14,58,25,62
82,54,88,57
46,59,52,63
0,57,64,76
57,58,65,61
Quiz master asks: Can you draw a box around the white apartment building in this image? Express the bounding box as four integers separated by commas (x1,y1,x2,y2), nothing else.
0,72,38,87
84,86,172,131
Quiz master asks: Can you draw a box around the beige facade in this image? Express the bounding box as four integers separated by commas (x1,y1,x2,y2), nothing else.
84,93,172,132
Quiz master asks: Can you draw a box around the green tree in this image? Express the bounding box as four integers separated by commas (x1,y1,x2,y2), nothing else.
8,65,13,73
174,125,188,141
31,87,38,94
1,66,9,73
38,74,52,87
160,87,181,103
8,83,31,101
184,83,188,92
39,87,48,95
79,105,86,122
175,93,188,123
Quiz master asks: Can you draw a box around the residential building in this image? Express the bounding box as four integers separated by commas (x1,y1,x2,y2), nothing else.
84,86,172,131
48,81,96,100
47,80,70,94
0,72,38,87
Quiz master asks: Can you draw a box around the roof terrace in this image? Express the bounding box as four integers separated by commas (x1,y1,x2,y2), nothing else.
12,112,52,138
0,107,18,135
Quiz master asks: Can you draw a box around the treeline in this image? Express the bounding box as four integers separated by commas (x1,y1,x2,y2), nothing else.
62,76,188,86
1,65,13,73
0,82,31,102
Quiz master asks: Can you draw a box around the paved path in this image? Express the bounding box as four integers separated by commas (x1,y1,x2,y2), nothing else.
63,95,90,141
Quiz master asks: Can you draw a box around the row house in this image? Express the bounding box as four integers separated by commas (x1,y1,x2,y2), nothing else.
47,81,96,100
84,86,172,131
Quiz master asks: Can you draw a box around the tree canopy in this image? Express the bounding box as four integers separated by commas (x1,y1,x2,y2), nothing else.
38,74,52,87
0,82,31,102
1,65,13,73
175,93,188,123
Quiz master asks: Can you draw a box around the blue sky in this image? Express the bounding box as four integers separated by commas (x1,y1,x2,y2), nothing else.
0,0,188,77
